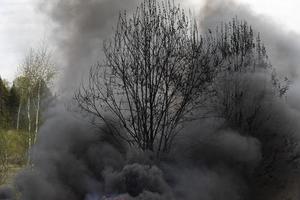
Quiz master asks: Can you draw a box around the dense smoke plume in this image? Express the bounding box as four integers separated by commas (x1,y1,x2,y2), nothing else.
40,0,139,94
13,106,260,200
4,0,300,200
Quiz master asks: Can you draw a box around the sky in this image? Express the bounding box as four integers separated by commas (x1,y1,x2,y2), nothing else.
0,0,300,83
0,0,51,82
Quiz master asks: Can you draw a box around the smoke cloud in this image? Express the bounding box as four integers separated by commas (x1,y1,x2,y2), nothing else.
13,104,258,200
5,0,300,200
40,0,139,95
199,0,300,79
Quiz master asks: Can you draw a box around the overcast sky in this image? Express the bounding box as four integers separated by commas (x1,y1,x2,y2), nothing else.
0,0,51,82
0,0,300,82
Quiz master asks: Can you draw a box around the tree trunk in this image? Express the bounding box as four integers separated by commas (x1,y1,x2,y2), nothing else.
27,95,31,165
34,81,41,143
16,101,22,130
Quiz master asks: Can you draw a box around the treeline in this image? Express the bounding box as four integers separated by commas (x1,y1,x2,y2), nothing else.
0,75,54,184
0,76,52,131
0,78,18,130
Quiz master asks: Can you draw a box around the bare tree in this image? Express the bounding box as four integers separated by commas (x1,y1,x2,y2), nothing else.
209,19,297,193
75,0,222,155
211,19,270,131
211,18,289,133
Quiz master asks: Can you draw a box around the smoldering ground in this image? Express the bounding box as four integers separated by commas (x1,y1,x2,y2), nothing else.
3,0,300,199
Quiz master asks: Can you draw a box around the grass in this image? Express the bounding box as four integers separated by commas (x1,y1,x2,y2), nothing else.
0,129,28,186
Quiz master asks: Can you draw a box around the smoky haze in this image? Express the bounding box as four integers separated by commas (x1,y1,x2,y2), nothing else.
4,0,300,200
41,0,300,95
40,0,139,95
40,0,198,96
200,0,300,79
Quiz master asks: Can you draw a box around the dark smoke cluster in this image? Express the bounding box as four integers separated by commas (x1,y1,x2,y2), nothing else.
10,95,300,200
2,0,300,199
12,105,260,200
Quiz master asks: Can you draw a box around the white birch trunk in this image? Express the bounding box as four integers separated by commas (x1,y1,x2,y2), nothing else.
34,81,41,143
16,101,21,130
27,95,32,165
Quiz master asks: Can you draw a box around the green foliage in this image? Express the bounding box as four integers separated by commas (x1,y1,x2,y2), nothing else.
0,77,10,129
8,84,20,110
7,84,20,128
0,77,22,130
0,129,8,184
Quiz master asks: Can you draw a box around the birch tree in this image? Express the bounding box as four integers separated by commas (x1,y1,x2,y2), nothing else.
13,77,27,131
20,46,56,163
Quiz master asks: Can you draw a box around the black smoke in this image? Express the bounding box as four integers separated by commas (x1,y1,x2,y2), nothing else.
13,104,260,200
39,0,139,95
6,0,300,200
